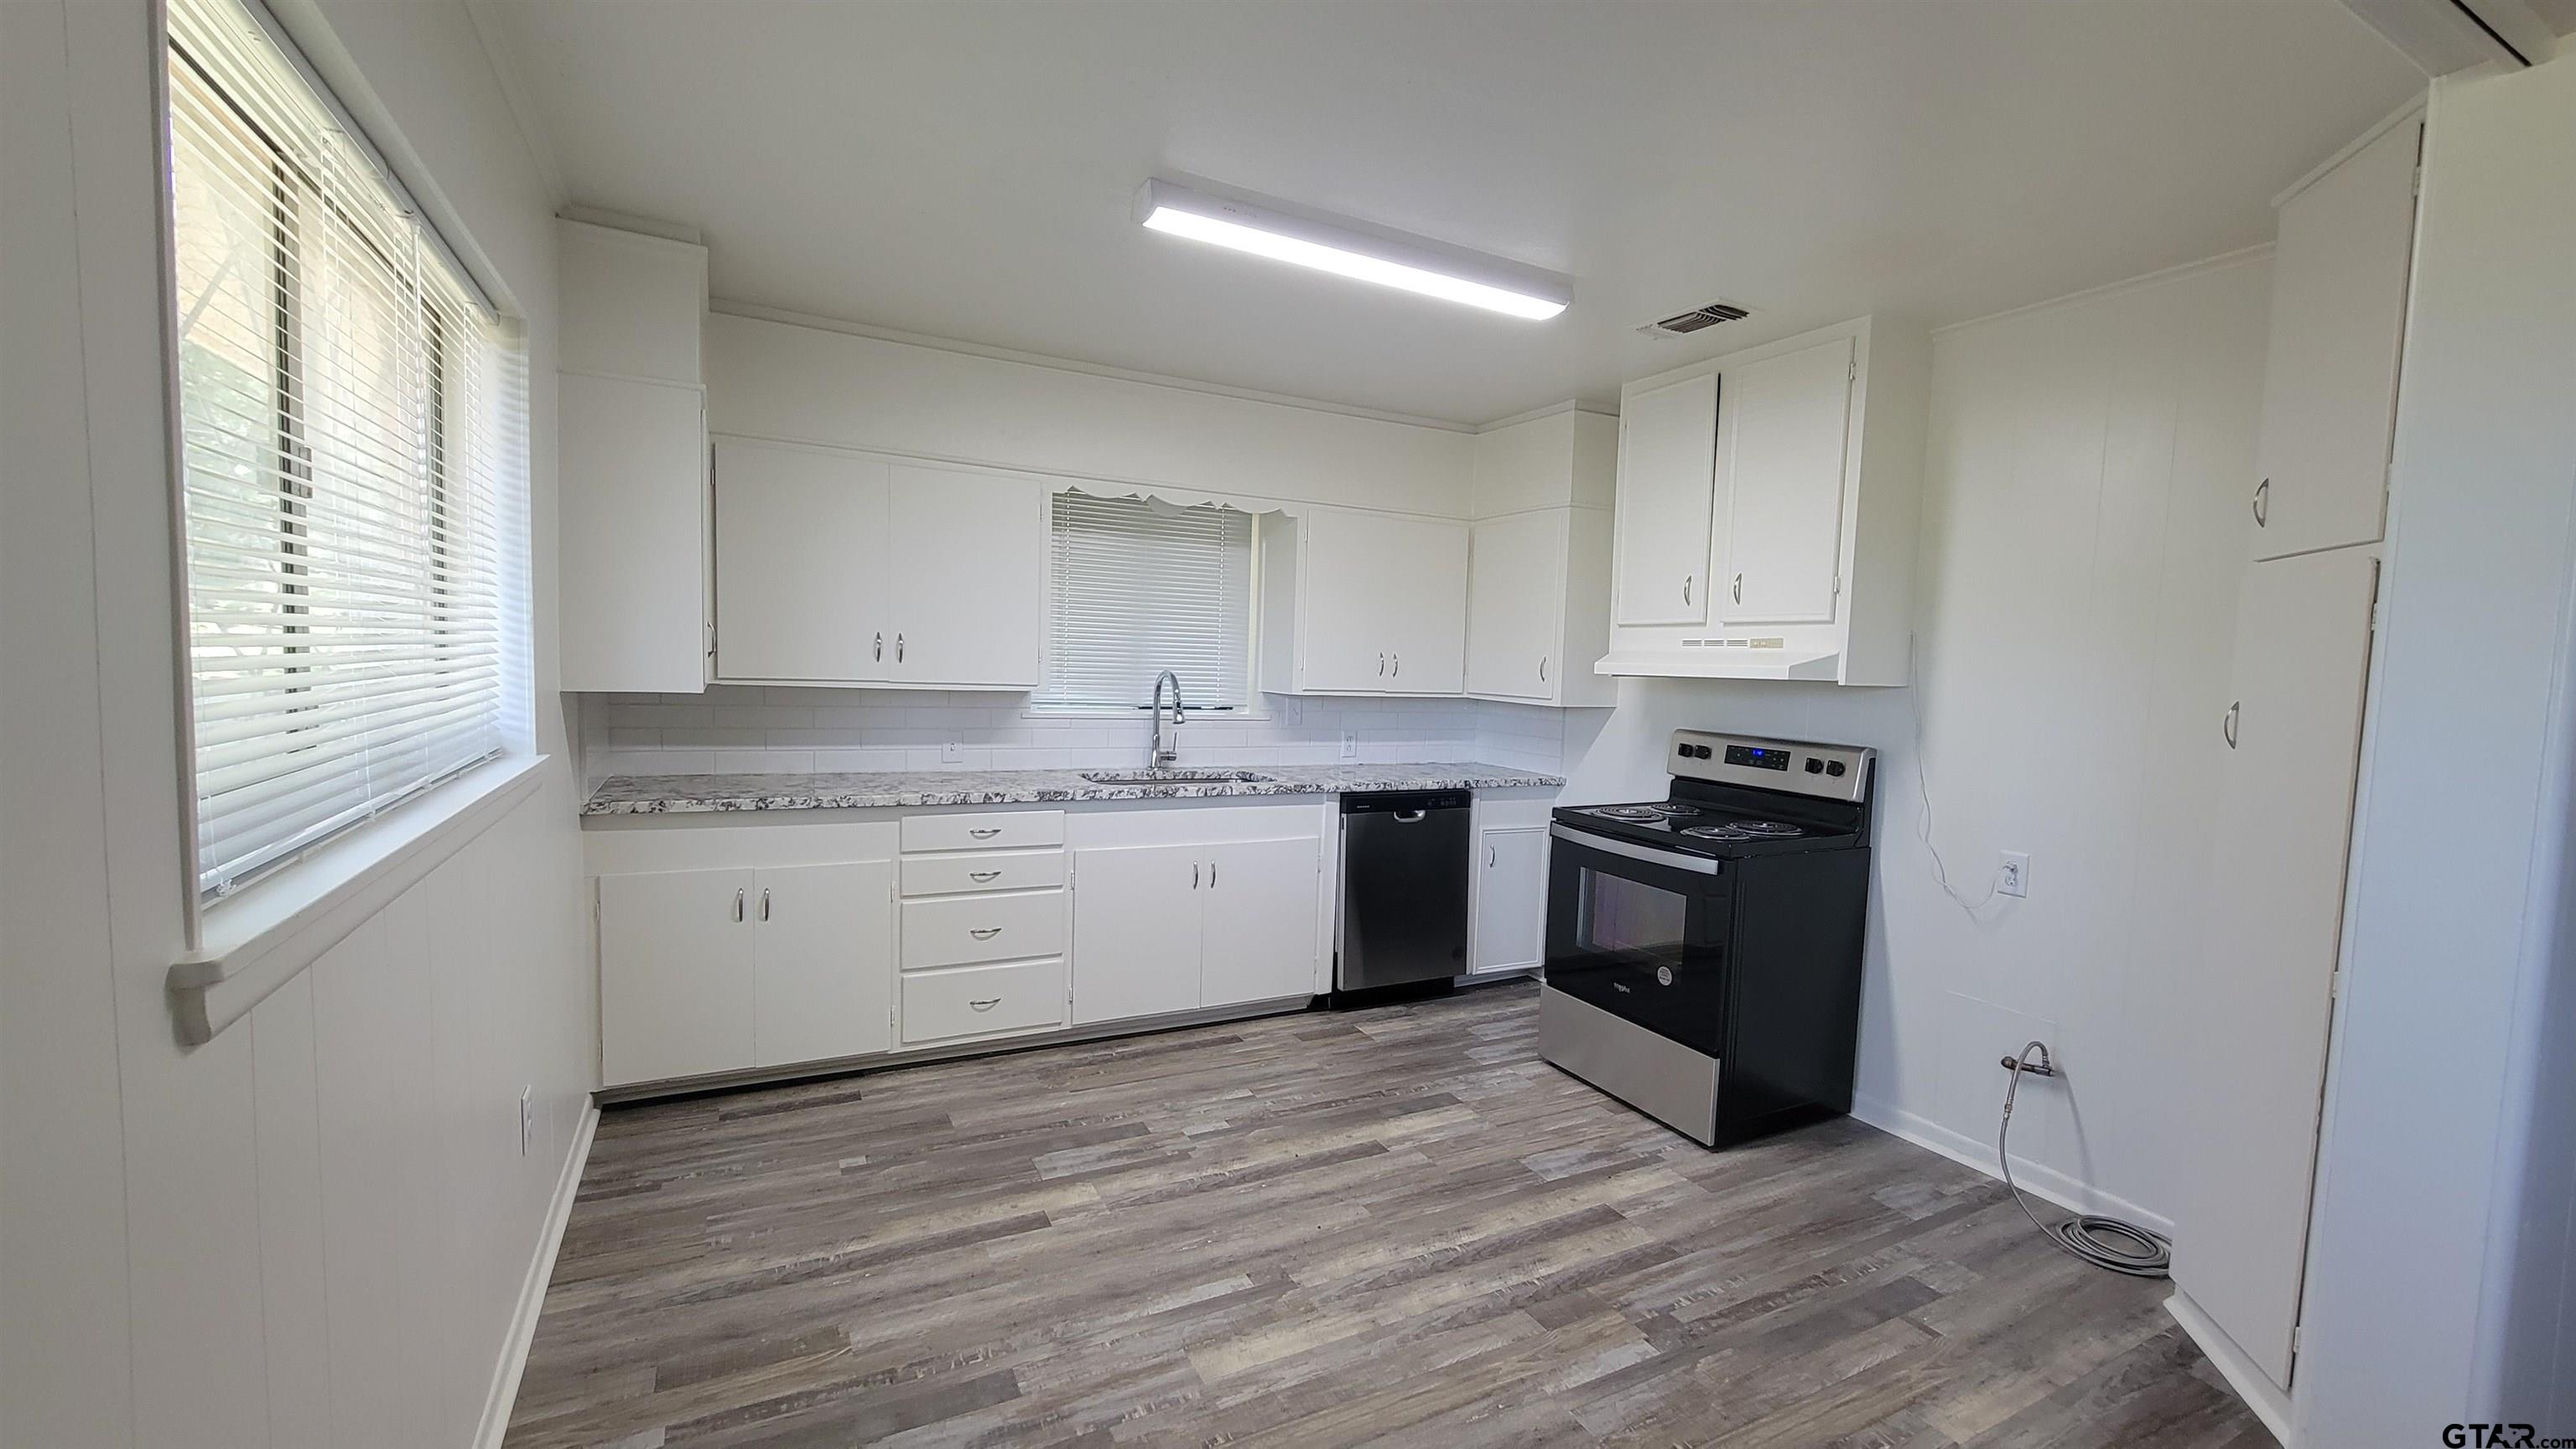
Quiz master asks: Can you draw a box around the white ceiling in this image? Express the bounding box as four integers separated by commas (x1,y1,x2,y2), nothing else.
480,0,2423,426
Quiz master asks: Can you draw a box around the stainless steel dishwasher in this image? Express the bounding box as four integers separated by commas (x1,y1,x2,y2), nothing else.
1337,790,1472,993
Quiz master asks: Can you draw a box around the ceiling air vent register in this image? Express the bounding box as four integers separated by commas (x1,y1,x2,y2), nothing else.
1639,300,1752,338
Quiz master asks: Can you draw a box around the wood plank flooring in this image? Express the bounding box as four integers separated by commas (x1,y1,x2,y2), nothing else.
508,982,2266,1448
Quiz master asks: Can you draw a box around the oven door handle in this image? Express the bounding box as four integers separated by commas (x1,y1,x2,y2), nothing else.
1549,823,1725,875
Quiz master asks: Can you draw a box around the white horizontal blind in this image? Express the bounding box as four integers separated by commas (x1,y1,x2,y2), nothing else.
1040,493,1254,711
167,0,524,897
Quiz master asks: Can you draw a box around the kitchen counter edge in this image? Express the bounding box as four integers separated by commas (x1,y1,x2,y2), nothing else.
581,763,1566,817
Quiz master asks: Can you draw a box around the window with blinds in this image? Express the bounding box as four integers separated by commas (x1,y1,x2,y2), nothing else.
166,0,527,898
1038,493,1255,712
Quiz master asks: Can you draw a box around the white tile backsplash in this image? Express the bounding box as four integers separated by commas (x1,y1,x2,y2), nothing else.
577,684,1587,783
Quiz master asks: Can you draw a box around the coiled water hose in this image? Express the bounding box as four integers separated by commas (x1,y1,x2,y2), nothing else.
1998,1041,2172,1278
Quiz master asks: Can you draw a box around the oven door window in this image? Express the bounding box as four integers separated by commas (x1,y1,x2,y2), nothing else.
1545,844,1728,1057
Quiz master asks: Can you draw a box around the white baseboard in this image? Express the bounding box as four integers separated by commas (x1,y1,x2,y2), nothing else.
2166,1287,2293,1445
473,1100,599,1449
1847,1091,2175,1239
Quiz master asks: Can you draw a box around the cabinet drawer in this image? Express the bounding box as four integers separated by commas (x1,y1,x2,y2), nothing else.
901,889,1066,969
901,849,1065,898
901,809,1065,854
901,958,1067,1044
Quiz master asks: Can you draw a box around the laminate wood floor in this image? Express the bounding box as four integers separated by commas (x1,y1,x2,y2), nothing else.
508,982,2267,1448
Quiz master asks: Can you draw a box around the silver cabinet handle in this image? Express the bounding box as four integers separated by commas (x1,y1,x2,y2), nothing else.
875,631,883,662
1488,844,1497,866
733,888,745,923
969,827,1001,839
1683,574,1692,605
1378,652,1386,676
969,997,1000,1011
1394,808,1426,823
1192,862,1201,889
1392,653,1400,678
2252,479,2270,527
969,870,1001,882
760,888,771,922
2223,701,2241,750
896,632,905,662
970,927,1002,940
1209,859,1218,887
1732,573,1743,604
1539,655,1547,683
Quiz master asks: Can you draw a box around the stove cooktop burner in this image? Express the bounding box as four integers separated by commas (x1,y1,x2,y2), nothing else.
1680,822,1809,842
1586,802,1704,823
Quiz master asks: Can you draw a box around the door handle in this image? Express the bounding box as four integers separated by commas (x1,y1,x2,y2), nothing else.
1209,859,1218,888
970,927,1002,940
969,998,1000,1011
2223,701,2241,750
969,827,1001,839
896,632,905,662
1378,652,1386,676
874,631,883,662
1539,655,1547,683
1393,809,1426,823
1683,574,1692,605
733,888,745,923
2252,479,2270,527
969,870,1001,882
1192,862,1200,889
1488,844,1497,867
1392,653,1400,678
1732,573,1743,604
759,888,770,922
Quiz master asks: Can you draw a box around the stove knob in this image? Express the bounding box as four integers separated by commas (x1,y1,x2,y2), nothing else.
1692,745,1712,759
1675,743,1690,756
1826,761,1847,776
1805,758,1825,774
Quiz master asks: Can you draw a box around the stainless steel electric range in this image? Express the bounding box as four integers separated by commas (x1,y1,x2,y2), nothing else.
1540,730,1876,1147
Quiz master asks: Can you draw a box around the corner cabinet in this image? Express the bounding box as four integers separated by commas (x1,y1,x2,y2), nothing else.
1258,508,1469,696
1599,315,1928,685
1463,409,1618,708
556,220,713,693
711,438,1046,688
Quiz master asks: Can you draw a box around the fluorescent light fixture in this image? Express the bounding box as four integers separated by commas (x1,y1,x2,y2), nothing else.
1136,179,1570,320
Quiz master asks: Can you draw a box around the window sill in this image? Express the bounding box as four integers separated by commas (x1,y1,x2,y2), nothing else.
167,754,550,1046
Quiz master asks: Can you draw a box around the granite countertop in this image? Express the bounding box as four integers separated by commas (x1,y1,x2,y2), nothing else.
581,762,1566,816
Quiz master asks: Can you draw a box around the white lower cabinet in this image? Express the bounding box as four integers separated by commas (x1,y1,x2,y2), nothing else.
1470,828,1550,974
1071,813,1323,1025
901,959,1066,1045
598,859,893,1087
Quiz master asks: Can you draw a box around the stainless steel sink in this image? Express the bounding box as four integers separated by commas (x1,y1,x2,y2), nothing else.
1078,768,1278,785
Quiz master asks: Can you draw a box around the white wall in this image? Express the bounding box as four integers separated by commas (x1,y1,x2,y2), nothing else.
707,309,1475,516
2297,49,2576,1439
0,2,593,1446
1559,252,2274,1228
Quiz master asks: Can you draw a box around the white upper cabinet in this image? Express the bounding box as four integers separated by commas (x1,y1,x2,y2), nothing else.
1716,336,1854,625
711,441,1046,688
1611,374,1719,627
714,439,886,683
1466,510,1563,700
1259,508,1468,696
1464,410,1618,708
1601,315,1927,686
555,220,711,693
2251,115,2421,562
881,464,1047,688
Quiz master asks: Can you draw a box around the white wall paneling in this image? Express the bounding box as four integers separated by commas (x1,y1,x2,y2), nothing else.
1,3,598,1445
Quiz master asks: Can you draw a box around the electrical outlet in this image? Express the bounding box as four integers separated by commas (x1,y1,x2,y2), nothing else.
1998,851,2029,898
940,740,963,764
1339,731,1358,759
519,1086,534,1156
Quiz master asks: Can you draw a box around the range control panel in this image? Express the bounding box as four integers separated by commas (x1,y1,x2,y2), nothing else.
1667,730,1873,803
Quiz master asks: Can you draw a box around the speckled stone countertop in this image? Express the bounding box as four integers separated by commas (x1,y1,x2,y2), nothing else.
581,762,1566,816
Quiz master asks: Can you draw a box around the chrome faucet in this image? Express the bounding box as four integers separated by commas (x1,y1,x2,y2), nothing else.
1149,670,1186,766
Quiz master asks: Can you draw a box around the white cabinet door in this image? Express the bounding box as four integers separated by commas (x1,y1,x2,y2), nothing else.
1199,837,1322,1007
752,861,893,1068
1070,843,1204,1025
714,439,886,682
558,373,708,693
883,464,1046,687
1719,336,1852,625
599,869,756,1087
1467,512,1565,701
1385,516,1470,695
2172,547,2379,1387
1295,509,1399,692
1613,372,1718,626
2251,120,2419,562
1470,828,1549,974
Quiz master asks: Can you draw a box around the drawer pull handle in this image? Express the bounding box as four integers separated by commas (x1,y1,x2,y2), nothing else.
969,997,1001,1010
970,927,1002,940
969,827,1002,839
969,870,1001,882
733,889,745,923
